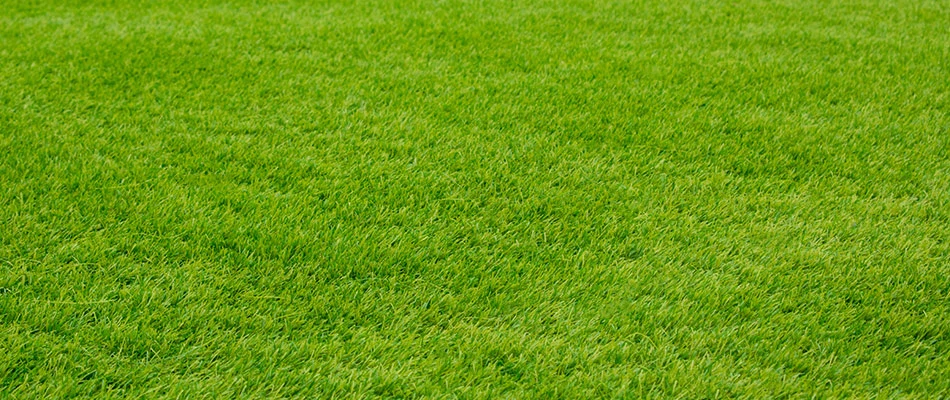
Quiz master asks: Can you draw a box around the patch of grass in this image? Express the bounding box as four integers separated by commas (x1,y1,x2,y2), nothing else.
1,0,949,397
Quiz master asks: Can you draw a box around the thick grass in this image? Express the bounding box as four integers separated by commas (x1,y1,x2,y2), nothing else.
1,0,949,397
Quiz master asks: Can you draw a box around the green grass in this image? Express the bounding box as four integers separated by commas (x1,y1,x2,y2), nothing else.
1,0,949,397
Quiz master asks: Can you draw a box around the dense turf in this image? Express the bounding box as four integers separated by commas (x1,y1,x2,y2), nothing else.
1,0,949,397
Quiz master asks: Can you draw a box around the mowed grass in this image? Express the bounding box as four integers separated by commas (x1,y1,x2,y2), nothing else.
1,0,949,397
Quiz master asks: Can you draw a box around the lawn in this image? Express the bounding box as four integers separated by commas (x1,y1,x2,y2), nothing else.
1,0,949,397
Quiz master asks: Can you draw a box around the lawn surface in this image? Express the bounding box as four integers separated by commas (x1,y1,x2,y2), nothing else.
2,0,949,397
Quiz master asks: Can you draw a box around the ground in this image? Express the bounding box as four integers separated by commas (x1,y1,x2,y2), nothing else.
1,0,949,397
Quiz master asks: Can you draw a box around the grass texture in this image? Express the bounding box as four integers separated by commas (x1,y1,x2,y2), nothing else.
1,0,949,397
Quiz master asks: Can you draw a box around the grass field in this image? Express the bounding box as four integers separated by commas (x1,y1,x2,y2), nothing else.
1,0,949,397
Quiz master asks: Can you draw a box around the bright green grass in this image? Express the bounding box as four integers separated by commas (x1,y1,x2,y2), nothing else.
1,0,949,397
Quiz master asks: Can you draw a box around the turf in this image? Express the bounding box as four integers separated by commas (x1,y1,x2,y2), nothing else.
1,0,949,397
